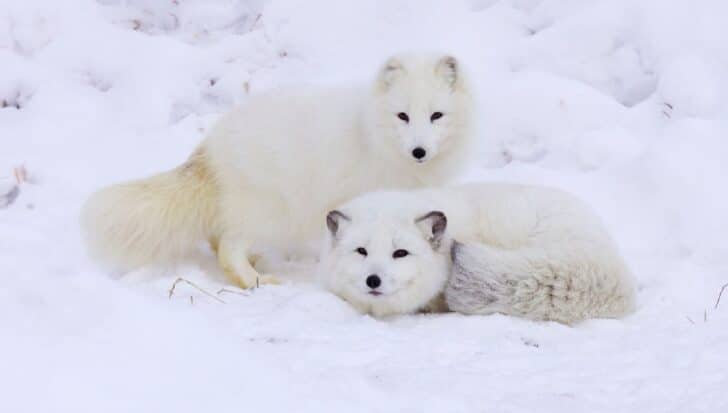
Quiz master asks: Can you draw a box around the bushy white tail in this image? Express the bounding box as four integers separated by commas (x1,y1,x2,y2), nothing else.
446,241,635,324
80,152,217,272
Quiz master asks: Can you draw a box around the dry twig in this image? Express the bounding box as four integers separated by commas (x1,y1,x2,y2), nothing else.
168,277,225,303
714,283,728,310
217,287,251,297
13,165,27,184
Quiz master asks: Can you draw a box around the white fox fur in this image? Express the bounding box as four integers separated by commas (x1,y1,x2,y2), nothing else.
81,54,474,288
319,183,636,324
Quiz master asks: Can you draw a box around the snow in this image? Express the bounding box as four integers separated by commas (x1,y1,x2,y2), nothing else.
1,0,727,411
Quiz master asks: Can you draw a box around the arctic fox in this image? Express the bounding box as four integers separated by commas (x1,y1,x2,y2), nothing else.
81,54,474,288
320,183,636,324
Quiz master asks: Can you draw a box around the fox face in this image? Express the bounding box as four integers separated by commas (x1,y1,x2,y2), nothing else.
320,195,450,317
369,54,471,166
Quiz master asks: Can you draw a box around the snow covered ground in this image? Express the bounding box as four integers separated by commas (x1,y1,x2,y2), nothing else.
2,0,727,411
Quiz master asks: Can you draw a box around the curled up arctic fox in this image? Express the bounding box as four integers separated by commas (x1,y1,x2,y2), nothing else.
81,53,475,288
320,184,636,324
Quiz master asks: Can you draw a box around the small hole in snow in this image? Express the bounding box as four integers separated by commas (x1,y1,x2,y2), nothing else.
1,99,20,110
1,89,32,110
84,72,112,92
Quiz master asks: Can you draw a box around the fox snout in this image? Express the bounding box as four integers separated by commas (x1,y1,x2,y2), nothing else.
411,146,427,161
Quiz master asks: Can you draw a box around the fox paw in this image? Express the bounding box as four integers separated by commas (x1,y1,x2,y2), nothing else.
223,269,281,290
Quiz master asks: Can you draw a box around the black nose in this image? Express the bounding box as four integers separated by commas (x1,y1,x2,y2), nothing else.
365,274,381,289
412,147,426,160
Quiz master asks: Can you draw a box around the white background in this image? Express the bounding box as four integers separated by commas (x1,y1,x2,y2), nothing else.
1,1,727,411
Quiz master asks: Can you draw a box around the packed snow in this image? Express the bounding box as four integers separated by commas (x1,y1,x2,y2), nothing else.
2,0,727,411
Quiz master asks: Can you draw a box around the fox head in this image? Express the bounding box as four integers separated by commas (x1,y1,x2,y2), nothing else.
319,192,450,317
366,54,472,173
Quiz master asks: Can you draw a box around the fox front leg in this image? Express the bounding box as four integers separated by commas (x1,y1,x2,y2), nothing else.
216,234,280,289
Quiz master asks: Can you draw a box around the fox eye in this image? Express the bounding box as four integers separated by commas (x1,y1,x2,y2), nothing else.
397,112,409,123
355,247,368,256
392,249,409,258
430,112,443,122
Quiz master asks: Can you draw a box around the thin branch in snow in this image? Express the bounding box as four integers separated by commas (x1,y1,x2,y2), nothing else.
0,186,19,208
0,165,25,208
168,277,225,303
714,283,728,310
217,287,251,297
14,165,28,184
252,13,262,30
685,315,695,325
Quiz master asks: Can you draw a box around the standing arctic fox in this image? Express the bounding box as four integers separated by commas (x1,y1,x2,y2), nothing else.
320,183,636,324
81,54,474,288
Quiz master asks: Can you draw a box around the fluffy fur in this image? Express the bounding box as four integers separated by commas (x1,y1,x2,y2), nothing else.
319,183,636,323
80,53,474,288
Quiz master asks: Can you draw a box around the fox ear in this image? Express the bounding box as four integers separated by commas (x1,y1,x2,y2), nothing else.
326,210,351,239
435,55,458,90
415,211,447,249
377,57,405,91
